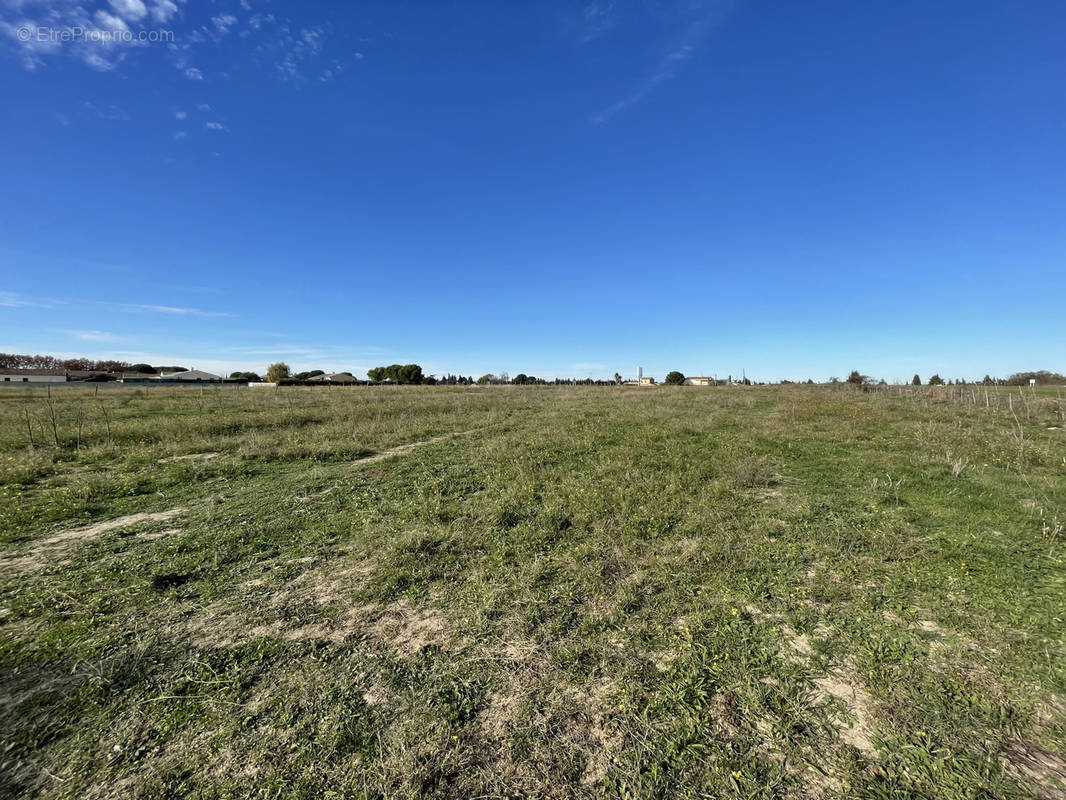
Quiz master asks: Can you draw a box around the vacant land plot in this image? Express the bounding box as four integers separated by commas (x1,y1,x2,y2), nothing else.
1,384,1064,799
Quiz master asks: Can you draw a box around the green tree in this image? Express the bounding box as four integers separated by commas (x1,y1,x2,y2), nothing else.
846,370,867,385
398,364,423,383
367,364,424,383
1006,370,1066,386
665,371,685,385
928,373,944,385
476,373,494,385
266,362,290,382
911,374,921,386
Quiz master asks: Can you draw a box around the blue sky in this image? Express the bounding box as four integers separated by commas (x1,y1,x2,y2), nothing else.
2,1,1063,382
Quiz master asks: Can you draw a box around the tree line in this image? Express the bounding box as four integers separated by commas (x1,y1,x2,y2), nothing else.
4,353,1063,387
0,354,186,373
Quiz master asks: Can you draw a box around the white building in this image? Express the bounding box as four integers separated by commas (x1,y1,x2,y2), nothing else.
160,369,222,382
0,369,70,384
684,376,713,386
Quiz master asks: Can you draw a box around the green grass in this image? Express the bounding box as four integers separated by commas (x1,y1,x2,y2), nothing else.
1,384,1064,798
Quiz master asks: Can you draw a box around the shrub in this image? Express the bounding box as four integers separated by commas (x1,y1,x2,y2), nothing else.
733,457,777,489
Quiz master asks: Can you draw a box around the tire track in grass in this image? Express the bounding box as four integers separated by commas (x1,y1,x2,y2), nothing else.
0,508,188,574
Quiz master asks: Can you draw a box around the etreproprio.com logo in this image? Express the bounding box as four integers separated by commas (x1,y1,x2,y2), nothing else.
17,25,175,44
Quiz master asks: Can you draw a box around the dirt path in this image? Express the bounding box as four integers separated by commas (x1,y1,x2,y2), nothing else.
355,429,478,465
0,508,187,574
296,429,479,502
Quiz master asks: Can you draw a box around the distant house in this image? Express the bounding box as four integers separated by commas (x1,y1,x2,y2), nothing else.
0,368,69,384
684,376,713,386
159,369,222,382
623,376,657,386
0,368,125,384
309,372,357,384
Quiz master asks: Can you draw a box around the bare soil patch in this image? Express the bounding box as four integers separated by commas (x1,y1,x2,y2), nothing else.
356,429,477,466
812,671,878,756
0,508,187,574
158,452,219,464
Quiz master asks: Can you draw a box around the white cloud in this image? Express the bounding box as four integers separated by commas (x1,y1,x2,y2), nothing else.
2,0,181,72
150,1,179,24
184,66,202,79
174,110,186,119
247,12,274,31
83,52,117,70
109,0,147,23
205,121,227,131
61,329,122,342
196,103,211,111
173,130,186,139
211,14,237,35
94,11,131,34
273,24,329,81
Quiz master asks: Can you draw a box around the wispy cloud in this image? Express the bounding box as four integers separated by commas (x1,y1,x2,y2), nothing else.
5,291,229,317
0,291,39,307
205,121,228,131
211,14,237,36
151,1,179,25
111,0,148,23
115,303,230,317
580,2,616,43
83,100,129,121
184,66,203,80
59,329,123,342
592,7,731,124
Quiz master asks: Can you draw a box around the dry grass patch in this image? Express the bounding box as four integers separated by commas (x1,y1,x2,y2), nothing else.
1000,740,1066,800
369,598,449,656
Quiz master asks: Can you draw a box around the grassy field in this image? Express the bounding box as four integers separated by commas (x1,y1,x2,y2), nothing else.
1,384,1064,799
